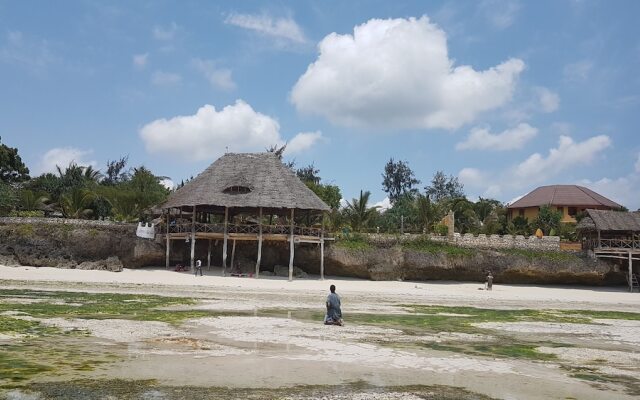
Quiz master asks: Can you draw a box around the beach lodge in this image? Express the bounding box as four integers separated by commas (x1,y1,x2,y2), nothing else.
159,152,330,281
577,209,640,292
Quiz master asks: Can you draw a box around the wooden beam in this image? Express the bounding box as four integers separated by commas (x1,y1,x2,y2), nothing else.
207,239,212,270
165,210,170,269
320,213,325,280
256,207,263,278
629,251,633,292
289,208,295,282
222,206,228,276
230,239,237,272
190,205,196,271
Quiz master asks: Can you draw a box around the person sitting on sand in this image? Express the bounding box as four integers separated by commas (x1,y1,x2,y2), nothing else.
324,284,343,326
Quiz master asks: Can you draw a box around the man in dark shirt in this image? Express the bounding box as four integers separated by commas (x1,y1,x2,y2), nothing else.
324,284,343,326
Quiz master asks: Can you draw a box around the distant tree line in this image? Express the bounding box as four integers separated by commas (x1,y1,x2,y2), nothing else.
0,138,169,221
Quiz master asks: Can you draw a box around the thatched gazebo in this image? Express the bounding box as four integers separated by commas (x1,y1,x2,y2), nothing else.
577,209,640,291
161,152,330,280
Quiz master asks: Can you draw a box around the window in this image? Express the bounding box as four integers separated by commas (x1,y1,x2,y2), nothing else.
568,207,577,217
223,186,251,194
519,209,525,217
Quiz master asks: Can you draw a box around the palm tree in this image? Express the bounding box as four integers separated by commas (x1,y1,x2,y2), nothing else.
18,189,49,211
82,165,103,184
60,188,95,219
416,194,439,233
345,190,378,232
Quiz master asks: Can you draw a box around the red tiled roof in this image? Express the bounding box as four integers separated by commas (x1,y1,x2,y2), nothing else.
507,185,622,209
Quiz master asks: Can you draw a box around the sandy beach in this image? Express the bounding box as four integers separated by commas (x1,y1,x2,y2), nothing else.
2,264,640,400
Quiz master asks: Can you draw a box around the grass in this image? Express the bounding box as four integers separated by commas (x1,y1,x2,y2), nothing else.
498,248,580,262
335,235,372,250
402,237,473,257
0,289,214,326
420,342,558,361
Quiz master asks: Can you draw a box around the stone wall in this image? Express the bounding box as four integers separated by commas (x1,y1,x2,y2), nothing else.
362,232,560,251
0,217,130,228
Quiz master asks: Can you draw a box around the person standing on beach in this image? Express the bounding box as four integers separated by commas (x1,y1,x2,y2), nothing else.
486,271,493,291
195,259,203,276
324,284,343,326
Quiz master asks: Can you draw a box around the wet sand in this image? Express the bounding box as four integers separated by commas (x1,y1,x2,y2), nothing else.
2,265,640,399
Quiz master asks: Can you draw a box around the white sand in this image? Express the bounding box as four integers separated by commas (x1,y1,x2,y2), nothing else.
2,265,640,311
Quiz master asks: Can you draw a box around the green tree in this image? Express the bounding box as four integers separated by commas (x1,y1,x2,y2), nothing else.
296,164,321,185
0,181,17,216
103,156,130,186
416,194,440,233
60,188,96,219
17,189,48,211
307,182,342,210
425,171,464,203
381,158,420,203
344,190,378,232
531,204,562,235
0,137,30,183
506,216,530,235
450,197,479,233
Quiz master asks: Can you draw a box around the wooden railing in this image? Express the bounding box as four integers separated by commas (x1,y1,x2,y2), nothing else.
586,238,640,250
165,222,322,237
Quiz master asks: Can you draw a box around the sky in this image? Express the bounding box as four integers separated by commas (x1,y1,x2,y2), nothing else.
1,0,639,209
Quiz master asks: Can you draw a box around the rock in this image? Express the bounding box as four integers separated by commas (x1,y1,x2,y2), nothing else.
0,254,20,266
273,265,308,278
76,256,123,272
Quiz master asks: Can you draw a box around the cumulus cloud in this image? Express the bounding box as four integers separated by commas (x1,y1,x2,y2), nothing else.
459,134,615,203
160,178,175,190
291,16,524,130
151,71,181,86
225,13,307,44
456,123,537,151
133,53,148,69
36,147,96,175
373,197,392,212
286,131,323,154
514,135,611,181
535,87,559,113
139,100,320,161
192,58,235,91
580,176,639,210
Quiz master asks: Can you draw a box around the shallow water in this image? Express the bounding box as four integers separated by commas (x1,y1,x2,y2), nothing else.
1,286,640,399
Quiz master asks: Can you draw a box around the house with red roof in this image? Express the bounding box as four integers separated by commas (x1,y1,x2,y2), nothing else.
507,185,623,223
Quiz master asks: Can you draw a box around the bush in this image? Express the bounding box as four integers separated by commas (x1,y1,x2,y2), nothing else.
403,236,472,256
335,233,371,250
434,224,449,236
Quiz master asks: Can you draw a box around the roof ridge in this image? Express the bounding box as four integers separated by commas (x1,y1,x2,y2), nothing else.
549,186,557,205
575,185,597,203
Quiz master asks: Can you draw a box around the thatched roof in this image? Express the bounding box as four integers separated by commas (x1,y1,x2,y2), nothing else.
576,209,640,232
508,185,621,209
162,153,330,212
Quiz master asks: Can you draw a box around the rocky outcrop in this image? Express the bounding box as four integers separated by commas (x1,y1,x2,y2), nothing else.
0,220,625,285
0,221,163,270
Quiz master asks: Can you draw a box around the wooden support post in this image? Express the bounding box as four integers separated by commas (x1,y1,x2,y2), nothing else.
289,209,295,282
320,213,325,280
597,230,601,248
222,207,229,276
256,207,263,278
165,210,170,269
230,239,237,271
190,206,196,271
207,239,212,270
629,251,633,292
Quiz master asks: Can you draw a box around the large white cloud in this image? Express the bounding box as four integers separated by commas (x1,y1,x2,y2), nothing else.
36,147,96,175
286,131,323,154
291,16,524,130
514,135,611,181
456,123,537,151
139,100,320,161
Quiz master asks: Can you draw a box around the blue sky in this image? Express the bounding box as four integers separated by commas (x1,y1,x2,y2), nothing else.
1,1,639,209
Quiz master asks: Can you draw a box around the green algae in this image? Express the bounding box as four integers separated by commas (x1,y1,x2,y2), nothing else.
9,379,497,400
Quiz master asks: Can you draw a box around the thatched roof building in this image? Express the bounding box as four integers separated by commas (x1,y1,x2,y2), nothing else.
576,209,640,232
163,153,329,213
161,152,330,281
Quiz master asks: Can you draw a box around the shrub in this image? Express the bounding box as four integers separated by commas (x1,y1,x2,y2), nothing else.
9,210,45,218
434,224,449,236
